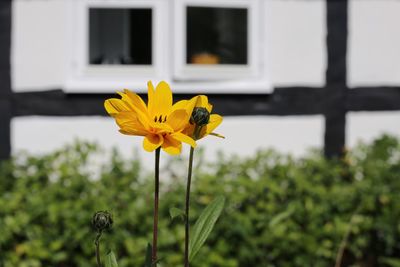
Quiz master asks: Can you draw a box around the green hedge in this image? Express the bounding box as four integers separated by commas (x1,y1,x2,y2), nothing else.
1,135,400,267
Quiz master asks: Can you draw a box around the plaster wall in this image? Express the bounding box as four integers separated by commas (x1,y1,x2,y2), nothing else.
10,0,400,159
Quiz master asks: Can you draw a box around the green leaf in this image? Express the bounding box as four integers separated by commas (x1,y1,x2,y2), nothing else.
381,257,400,267
105,251,118,267
189,196,225,262
269,206,294,227
144,243,152,267
169,207,186,220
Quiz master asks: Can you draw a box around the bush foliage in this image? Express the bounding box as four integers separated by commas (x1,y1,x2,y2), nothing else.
1,135,400,267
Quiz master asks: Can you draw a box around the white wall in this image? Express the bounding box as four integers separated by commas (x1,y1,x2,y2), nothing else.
347,111,400,147
12,116,324,162
346,0,400,148
349,0,400,86
265,0,326,86
11,0,69,91
10,0,400,159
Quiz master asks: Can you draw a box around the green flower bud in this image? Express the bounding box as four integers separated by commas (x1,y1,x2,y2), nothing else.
190,107,210,126
92,211,113,232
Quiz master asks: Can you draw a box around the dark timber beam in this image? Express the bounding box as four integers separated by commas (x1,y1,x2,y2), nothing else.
12,87,325,117
0,0,12,160
11,86,400,118
347,87,400,111
324,0,348,158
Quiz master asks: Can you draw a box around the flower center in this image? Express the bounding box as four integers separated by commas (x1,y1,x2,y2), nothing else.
154,115,167,123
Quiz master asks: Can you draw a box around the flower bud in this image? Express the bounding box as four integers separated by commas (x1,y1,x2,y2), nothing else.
190,107,210,126
92,211,113,232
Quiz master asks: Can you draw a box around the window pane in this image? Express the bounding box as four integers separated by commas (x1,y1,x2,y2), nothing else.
89,8,152,65
186,6,248,65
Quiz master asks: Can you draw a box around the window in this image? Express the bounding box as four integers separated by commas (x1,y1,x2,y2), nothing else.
186,6,248,65
89,8,152,65
66,0,270,93
173,0,261,80
66,0,167,92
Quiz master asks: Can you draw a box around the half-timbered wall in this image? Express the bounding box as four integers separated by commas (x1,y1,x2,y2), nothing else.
2,0,400,161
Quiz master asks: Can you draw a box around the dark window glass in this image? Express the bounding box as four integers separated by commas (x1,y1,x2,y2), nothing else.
186,6,248,65
89,8,152,65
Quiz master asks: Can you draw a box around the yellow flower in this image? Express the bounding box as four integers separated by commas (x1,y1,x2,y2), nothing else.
104,81,197,155
183,95,224,140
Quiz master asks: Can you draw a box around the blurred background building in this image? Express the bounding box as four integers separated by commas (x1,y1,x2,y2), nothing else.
1,0,400,162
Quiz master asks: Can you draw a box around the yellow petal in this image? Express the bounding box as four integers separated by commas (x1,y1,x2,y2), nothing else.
207,103,213,112
186,97,198,117
114,93,150,130
133,107,151,131
171,132,197,148
147,81,155,116
162,135,182,155
166,109,190,131
195,95,212,112
114,112,147,133
119,128,147,136
104,99,130,116
200,114,223,138
171,100,188,111
171,97,197,116
117,108,150,132
143,134,163,152
182,123,196,138
122,89,148,115
151,81,173,118
117,92,134,110
148,121,174,134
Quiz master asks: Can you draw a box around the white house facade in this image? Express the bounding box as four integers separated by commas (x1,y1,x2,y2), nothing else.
7,0,400,161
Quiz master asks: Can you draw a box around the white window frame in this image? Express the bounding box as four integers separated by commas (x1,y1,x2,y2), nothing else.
65,0,272,93
173,0,261,81
65,0,168,92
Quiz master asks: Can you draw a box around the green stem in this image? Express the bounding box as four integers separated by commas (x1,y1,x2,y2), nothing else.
152,148,161,265
95,232,102,267
184,147,195,267
335,207,361,267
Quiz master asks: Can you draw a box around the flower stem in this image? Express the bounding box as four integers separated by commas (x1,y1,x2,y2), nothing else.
95,232,102,267
152,147,161,265
184,146,195,267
